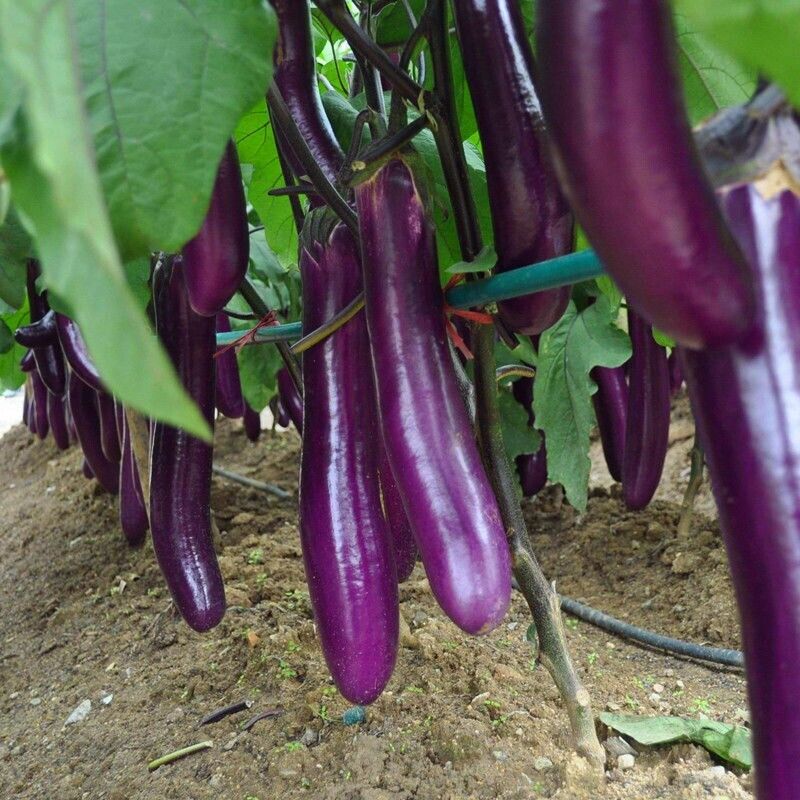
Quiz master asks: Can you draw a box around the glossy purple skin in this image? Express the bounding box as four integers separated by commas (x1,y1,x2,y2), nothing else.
536,0,755,349
452,0,571,334
118,411,148,547
67,373,119,494
47,393,70,451
54,314,104,392
214,314,245,418
681,185,800,800
151,260,225,632
270,0,344,185
96,391,121,463
591,366,628,483
183,141,249,317
15,310,58,348
299,217,398,704
243,404,261,441
20,350,35,373
82,458,94,480
32,371,49,440
378,443,417,583
356,158,511,635
276,399,291,429
622,311,670,510
277,367,303,433
668,351,684,397
517,444,548,498
25,263,67,396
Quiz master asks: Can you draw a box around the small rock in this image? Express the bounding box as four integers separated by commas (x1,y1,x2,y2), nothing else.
300,727,319,747
29,698,41,707
64,699,92,727
9,692,19,700
684,765,729,788
663,669,675,678
411,610,428,629
222,734,240,752
101,694,113,706
470,692,491,707
671,551,699,575
605,642,616,650
617,754,635,771
603,736,636,759
492,750,509,762
533,756,553,772
676,680,685,690
648,693,661,706
652,683,665,694
209,774,223,789
506,621,519,631
605,701,621,712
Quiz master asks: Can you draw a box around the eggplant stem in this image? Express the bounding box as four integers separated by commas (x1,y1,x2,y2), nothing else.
355,115,430,174
269,107,306,235
495,364,536,383
677,434,705,538
290,293,365,355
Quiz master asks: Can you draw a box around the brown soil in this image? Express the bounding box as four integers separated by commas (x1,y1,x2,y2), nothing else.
0,396,752,799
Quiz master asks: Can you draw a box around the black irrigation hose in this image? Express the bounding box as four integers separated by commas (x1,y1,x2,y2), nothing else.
558,593,744,669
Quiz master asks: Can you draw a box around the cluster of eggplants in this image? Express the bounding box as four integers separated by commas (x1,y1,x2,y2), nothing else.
512,377,548,498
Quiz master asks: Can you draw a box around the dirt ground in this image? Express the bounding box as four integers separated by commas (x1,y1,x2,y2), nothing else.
0,395,753,799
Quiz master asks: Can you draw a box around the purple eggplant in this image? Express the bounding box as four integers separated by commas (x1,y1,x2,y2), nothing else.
299,211,398,704
517,444,548,499
591,366,628,484
275,398,291,429
277,367,303,433
270,0,344,185
183,141,249,317
25,263,66,396
20,350,35,373
377,443,417,583
31,371,49,441
214,314,245,418
669,351,684,397
118,410,148,547
67,373,119,494
451,0,571,334
150,258,225,632
14,310,58,348
54,314,104,392
47,393,70,451
682,185,800,799
243,403,261,441
536,0,755,349
356,157,511,635
82,458,94,480
622,311,670,510
96,391,121,463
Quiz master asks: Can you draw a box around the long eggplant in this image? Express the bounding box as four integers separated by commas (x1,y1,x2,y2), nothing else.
270,0,344,185
14,310,58,348
277,367,303,433
451,0,571,334
96,391,121,463
47,393,70,451
682,184,800,799
243,403,261,441
183,141,249,317
512,377,548,497
377,444,417,583
622,311,670,510
54,314,104,392
22,380,31,429
536,0,754,349
356,157,511,635
668,351,684,397
118,410,148,547
25,263,66,396
214,314,245,418
150,257,225,632
591,366,628,484
299,210,398,704
31,371,49,441
67,373,119,494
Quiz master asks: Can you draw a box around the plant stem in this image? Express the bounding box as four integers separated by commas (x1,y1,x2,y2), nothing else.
269,109,306,234
147,741,213,772
239,277,302,394
290,293,365,355
677,434,705,537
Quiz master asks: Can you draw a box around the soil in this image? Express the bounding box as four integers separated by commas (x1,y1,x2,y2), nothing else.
0,395,753,799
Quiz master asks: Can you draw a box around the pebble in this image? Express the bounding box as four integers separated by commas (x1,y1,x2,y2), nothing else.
300,727,319,747
29,698,41,707
652,683,665,694
533,757,553,772
663,669,675,677
64,699,92,727
470,692,491,707
101,694,113,706
648,693,661,706
492,750,509,762
676,680,685,690
617,754,635,771
605,701,621,712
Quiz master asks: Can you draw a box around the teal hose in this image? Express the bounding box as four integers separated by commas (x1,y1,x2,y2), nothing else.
218,249,605,346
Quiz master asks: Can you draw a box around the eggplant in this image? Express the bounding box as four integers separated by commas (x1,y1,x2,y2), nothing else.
96,391,121,463
536,0,754,349
25,264,66,396
47,393,70,451
451,0,571,334
277,367,303,433
681,185,800,799
243,403,261,441
669,351,684,397
356,157,511,634
150,258,225,632
622,311,670,510
81,458,94,480
118,410,148,547
22,381,31,428
517,444,548,499
214,313,245,419
299,210,398,704
20,350,35,373
269,0,344,185
591,366,628,484
67,373,119,494
14,310,58,348
54,314,104,392
183,141,249,317
275,398,291,429
31,371,49,441
377,443,417,583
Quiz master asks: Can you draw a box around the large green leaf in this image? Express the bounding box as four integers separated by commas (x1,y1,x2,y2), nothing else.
0,205,31,309
0,1,209,439
674,0,800,107
75,0,276,259
534,297,630,510
0,301,28,391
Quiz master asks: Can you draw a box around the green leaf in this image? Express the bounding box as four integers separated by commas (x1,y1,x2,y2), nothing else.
652,327,676,349
0,301,28,391
236,103,299,269
0,50,23,148
237,341,281,412
673,13,755,124
673,0,800,107
447,244,497,274
74,0,276,258
498,388,541,461
374,0,426,47
534,297,630,510
0,0,210,439
0,204,31,309
0,316,13,354
600,713,752,770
